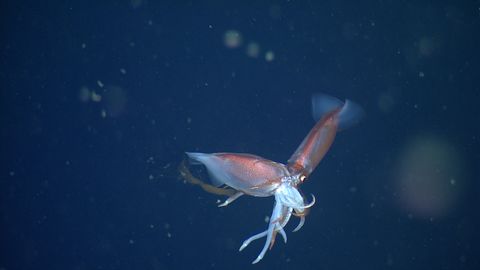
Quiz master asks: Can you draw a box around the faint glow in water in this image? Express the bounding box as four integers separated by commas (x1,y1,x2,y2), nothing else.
223,27,278,62
386,253,394,266
130,0,144,9
246,42,260,58
378,92,395,113
342,22,358,41
418,36,436,57
265,50,275,62
223,30,242,49
78,87,102,102
164,223,172,238
104,86,127,117
395,135,467,219
268,5,282,19
91,91,102,102
403,35,442,75
78,87,91,102
378,87,401,114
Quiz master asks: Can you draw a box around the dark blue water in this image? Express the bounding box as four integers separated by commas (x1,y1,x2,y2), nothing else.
1,1,479,269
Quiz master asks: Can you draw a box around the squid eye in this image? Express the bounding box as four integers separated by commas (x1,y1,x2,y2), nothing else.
300,175,306,182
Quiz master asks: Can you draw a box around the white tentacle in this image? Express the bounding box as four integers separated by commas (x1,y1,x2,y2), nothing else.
251,199,282,264
293,216,305,232
239,183,314,263
218,192,244,207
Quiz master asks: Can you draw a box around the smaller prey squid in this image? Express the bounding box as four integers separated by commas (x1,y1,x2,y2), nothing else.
187,94,363,264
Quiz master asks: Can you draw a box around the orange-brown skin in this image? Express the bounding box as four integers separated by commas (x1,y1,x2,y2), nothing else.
288,108,341,178
209,153,289,196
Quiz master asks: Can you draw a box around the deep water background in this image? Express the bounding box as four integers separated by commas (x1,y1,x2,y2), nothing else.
1,1,479,270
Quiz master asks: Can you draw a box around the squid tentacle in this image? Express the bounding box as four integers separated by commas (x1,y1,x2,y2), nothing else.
293,216,305,232
218,192,244,207
251,200,281,264
239,197,287,264
239,230,267,252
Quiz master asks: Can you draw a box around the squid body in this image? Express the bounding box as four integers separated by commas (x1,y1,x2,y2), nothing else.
187,94,363,263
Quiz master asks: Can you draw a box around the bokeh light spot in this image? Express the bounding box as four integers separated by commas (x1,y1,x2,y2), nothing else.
395,135,467,219
223,30,242,49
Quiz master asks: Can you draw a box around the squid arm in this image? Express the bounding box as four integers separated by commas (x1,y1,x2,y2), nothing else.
178,159,237,197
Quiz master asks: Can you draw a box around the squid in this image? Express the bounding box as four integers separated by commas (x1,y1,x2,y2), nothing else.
186,94,363,264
